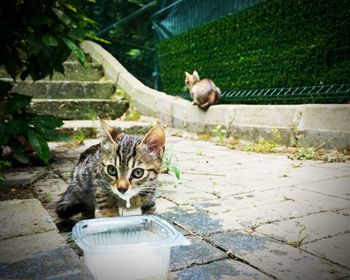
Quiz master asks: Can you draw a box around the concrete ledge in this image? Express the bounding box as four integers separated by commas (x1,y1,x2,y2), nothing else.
81,41,350,149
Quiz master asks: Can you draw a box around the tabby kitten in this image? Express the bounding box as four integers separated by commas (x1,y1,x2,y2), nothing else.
55,119,165,219
185,70,221,110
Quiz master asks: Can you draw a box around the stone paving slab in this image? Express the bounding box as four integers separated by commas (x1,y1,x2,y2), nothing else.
34,178,69,213
0,247,94,280
194,186,350,215
213,200,318,230
303,233,350,269
160,206,227,236
169,236,228,271
297,176,350,200
0,231,66,263
2,169,44,187
160,184,218,205
0,199,56,240
0,198,93,279
256,211,350,244
168,259,271,280
208,231,350,280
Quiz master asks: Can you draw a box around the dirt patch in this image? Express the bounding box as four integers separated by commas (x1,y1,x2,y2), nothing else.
0,185,36,201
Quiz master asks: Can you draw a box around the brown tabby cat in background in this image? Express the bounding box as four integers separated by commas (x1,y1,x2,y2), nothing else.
56,119,165,220
185,70,221,110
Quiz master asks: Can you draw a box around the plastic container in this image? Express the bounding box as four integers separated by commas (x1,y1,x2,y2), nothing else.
72,215,190,280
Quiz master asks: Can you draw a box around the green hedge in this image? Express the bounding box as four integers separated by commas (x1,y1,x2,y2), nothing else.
157,0,350,101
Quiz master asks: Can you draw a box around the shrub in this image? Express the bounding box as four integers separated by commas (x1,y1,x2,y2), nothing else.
157,0,350,102
0,0,101,165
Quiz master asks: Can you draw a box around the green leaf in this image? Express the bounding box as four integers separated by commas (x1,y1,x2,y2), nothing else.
53,8,72,26
27,129,51,164
62,37,86,64
5,94,32,114
11,142,32,165
0,81,13,97
64,3,77,13
169,166,181,180
0,172,5,185
42,35,58,46
0,123,9,146
42,129,69,142
88,33,111,44
6,117,29,134
29,115,63,130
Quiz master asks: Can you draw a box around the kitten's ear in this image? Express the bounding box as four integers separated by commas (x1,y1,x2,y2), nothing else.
142,126,165,157
193,70,200,81
185,71,191,78
98,117,122,144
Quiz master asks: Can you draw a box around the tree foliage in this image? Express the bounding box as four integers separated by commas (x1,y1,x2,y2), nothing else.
84,0,158,87
0,0,101,81
0,0,99,165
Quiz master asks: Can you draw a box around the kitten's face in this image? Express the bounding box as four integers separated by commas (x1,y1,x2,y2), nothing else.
99,121,165,202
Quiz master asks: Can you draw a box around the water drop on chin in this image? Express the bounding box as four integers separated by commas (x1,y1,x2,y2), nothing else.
126,199,131,208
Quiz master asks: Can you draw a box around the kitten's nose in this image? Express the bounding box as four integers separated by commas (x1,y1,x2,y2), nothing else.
116,179,129,193
117,187,127,194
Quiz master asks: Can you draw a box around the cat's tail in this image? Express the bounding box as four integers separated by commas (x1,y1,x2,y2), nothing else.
56,199,83,219
55,186,87,219
199,89,220,110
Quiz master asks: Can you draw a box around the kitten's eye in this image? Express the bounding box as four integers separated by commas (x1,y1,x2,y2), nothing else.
107,165,118,177
131,168,144,179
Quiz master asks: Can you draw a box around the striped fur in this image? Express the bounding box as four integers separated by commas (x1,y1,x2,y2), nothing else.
56,121,165,220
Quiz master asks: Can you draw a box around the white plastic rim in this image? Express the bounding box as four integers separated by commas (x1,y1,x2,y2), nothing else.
72,215,190,253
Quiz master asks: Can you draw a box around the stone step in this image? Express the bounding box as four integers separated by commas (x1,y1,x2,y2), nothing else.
59,119,154,137
0,62,103,82
8,79,116,99
44,61,104,81
30,98,129,120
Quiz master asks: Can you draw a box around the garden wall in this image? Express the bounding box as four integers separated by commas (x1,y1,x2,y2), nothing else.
81,41,350,150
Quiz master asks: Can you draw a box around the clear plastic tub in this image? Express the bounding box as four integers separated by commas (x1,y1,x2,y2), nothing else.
72,215,190,280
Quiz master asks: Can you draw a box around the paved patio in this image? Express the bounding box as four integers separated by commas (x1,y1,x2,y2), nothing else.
1,132,349,279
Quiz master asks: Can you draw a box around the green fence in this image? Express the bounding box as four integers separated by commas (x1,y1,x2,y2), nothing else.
152,0,263,40
154,0,350,104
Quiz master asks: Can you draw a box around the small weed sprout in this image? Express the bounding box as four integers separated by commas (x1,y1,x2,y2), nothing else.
271,128,281,143
162,148,181,180
280,170,289,177
295,147,315,160
244,128,282,153
0,160,11,185
197,133,212,141
46,192,52,203
292,162,303,168
85,106,98,121
288,225,309,249
282,195,295,201
71,130,86,146
212,125,227,145
121,104,141,121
